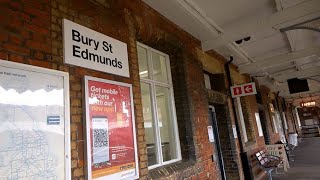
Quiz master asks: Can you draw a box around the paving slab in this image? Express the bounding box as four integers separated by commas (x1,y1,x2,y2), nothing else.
273,137,320,180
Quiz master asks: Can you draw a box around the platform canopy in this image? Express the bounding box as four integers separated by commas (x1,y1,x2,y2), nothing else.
143,0,320,107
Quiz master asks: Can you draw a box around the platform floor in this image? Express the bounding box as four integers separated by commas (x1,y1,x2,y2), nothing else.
273,137,320,180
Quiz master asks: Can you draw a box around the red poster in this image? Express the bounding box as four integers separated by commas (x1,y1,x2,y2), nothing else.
85,76,138,180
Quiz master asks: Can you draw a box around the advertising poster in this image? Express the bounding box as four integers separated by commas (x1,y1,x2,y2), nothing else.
84,76,138,180
0,60,71,179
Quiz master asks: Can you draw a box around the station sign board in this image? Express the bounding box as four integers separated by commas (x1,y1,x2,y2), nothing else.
63,19,129,77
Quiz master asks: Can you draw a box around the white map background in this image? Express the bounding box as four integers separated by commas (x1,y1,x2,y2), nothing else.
0,65,66,180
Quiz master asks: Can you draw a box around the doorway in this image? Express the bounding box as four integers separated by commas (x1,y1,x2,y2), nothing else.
209,106,226,180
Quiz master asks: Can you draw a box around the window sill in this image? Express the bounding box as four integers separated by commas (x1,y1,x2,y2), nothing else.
148,158,182,170
244,140,257,150
148,160,196,179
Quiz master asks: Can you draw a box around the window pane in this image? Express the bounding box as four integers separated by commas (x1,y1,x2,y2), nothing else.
140,82,158,166
255,113,263,136
204,74,211,89
138,46,150,79
152,52,168,83
155,86,178,162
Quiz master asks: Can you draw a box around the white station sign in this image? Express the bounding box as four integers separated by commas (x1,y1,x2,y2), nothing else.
63,19,129,77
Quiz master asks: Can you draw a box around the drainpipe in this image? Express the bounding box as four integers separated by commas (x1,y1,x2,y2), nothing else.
225,56,253,179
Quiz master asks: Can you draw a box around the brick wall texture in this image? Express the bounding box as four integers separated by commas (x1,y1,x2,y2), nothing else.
0,0,298,179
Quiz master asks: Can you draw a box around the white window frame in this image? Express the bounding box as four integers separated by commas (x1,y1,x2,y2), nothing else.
204,73,212,90
272,115,278,133
282,112,288,130
137,42,181,169
255,112,264,137
295,108,302,129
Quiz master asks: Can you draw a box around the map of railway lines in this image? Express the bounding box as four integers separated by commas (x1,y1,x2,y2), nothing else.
0,62,69,180
0,106,58,179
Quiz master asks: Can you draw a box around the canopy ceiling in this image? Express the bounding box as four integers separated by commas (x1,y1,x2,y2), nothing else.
143,0,320,107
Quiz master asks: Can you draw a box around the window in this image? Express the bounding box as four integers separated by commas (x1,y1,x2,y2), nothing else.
272,115,278,133
255,113,264,136
295,108,302,128
282,112,288,130
137,43,181,169
203,72,226,92
204,74,211,89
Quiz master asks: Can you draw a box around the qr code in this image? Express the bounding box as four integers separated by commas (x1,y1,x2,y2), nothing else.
93,129,108,147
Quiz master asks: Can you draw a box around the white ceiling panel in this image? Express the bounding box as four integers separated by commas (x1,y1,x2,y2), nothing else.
240,32,290,59
253,47,291,62
266,63,295,75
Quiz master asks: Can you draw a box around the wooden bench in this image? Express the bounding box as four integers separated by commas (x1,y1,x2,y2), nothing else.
255,150,283,180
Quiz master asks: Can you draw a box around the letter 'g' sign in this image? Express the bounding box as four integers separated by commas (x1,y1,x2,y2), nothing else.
63,19,129,77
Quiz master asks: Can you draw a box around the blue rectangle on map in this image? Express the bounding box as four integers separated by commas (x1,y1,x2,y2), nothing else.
47,116,60,125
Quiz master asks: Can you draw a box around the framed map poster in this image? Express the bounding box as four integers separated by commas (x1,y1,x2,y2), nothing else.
0,60,71,179
84,76,139,180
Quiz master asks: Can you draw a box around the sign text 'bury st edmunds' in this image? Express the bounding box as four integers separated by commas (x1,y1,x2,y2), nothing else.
72,29,123,69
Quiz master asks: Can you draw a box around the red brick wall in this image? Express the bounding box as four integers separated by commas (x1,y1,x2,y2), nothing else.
0,1,288,180
275,96,300,138
258,86,281,144
243,92,267,179
207,96,243,179
0,0,51,66
233,77,268,179
0,0,218,179
243,94,266,148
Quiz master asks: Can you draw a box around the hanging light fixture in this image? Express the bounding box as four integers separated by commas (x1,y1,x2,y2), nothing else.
300,94,316,107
